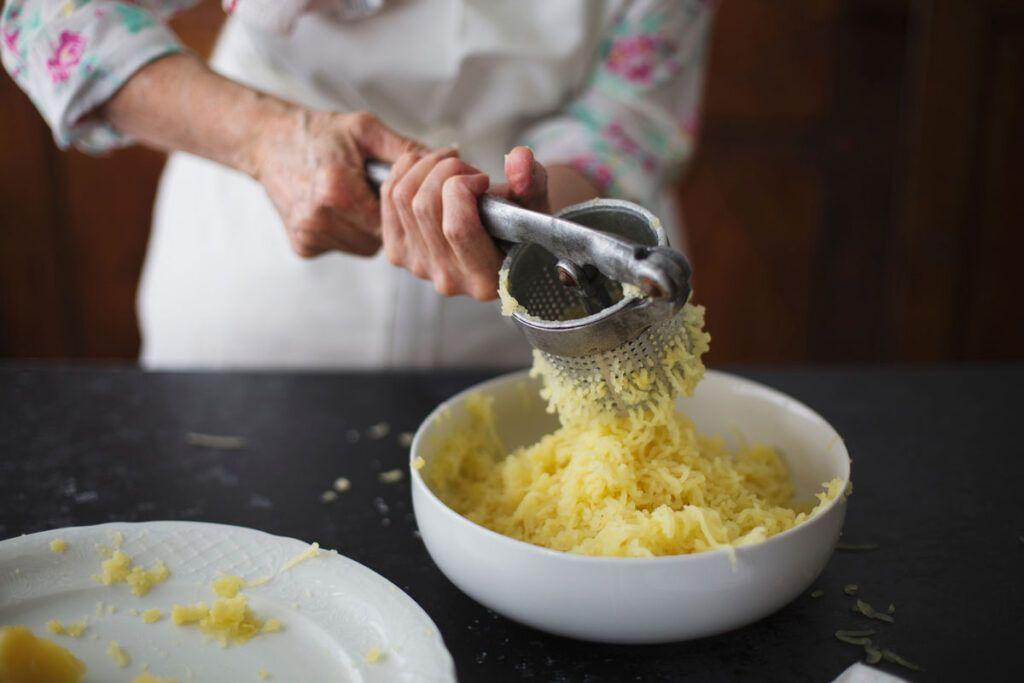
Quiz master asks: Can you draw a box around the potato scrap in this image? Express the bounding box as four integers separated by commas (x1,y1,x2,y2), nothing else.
107,641,131,668
133,672,180,683
882,649,922,671
367,422,391,440
852,598,895,623
49,538,68,553
280,543,320,572
0,626,86,683
834,628,922,671
172,596,264,647
97,550,170,597
170,603,209,625
834,628,876,645
172,577,282,647
45,620,87,638
185,432,246,450
212,575,247,599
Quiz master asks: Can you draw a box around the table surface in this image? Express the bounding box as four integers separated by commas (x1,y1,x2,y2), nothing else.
1,364,1021,682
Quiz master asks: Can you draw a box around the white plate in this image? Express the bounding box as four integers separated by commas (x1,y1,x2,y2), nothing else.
0,521,455,682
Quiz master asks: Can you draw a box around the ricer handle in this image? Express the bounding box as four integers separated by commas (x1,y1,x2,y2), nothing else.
365,160,689,303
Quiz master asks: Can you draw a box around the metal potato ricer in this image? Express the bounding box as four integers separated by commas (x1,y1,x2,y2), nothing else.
366,160,695,412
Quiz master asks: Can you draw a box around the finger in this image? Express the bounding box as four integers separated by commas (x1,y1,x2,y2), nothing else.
503,145,549,211
351,112,427,163
414,157,479,281
380,150,422,267
294,205,379,257
317,163,381,236
290,209,336,259
325,208,383,256
441,173,502,300
393,148,459,278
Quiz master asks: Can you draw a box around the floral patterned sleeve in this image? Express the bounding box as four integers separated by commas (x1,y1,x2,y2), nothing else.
520,0,714,206
1,1,197,153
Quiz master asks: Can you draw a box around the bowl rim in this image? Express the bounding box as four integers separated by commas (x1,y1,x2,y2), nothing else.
410,368,851,566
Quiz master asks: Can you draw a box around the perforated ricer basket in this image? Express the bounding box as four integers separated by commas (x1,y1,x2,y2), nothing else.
502,199,697,413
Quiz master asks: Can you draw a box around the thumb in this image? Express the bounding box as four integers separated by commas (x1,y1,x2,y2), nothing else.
503,146,549,212
353,113,426,162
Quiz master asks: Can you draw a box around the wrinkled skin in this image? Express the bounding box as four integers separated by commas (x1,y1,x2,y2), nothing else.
254,110,550,301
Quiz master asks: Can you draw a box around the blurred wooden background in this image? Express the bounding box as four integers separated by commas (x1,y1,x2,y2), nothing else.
1,0,1021,364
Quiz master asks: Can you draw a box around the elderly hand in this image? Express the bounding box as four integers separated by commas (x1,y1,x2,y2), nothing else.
380,145,549,300
253,109,424,258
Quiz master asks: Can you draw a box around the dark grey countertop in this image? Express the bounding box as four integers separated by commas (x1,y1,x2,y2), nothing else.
1,364,1021,682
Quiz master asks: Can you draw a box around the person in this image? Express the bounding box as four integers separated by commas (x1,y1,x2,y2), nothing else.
1,0,712,368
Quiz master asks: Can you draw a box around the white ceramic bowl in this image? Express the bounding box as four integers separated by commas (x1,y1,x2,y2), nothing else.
410,370,850,644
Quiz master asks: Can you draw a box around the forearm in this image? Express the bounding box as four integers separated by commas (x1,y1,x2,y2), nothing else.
101,53,295,176
546,164,601,213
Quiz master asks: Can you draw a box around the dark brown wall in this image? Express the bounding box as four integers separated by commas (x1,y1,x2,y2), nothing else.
0,2,222,359
1,0,1021,363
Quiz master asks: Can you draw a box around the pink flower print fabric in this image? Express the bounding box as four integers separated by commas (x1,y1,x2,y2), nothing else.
2,27,18,54
1,1,191,151
604,33,676,86
47,30,85,84
519,0,713,207
0,1,347,151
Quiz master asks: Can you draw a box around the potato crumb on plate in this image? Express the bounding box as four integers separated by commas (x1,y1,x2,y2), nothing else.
107,640,131,668
0,626,85,682
280,542,320,572
64,622,86,638
133,671,180,683
96,549,170,597
213,575,247,598
45,620,87,638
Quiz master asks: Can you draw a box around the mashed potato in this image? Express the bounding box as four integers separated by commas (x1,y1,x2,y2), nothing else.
429,302,843,557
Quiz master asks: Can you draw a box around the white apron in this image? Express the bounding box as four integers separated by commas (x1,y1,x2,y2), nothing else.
139,1,625,368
